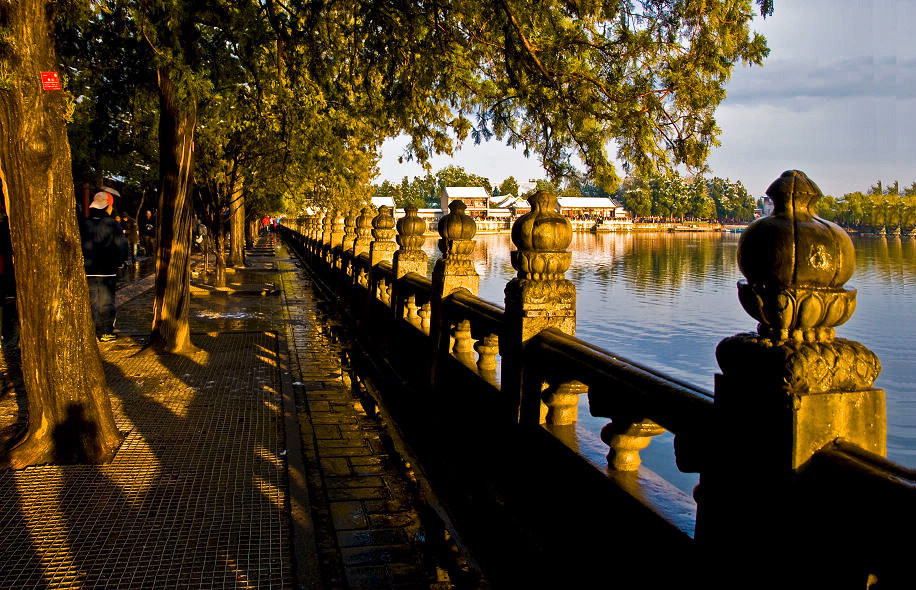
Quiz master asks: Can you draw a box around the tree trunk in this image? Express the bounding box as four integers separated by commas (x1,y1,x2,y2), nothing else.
0,0,123,467
147,67,199,354
228,167,246,268
246,215,256,248
214,218,227,288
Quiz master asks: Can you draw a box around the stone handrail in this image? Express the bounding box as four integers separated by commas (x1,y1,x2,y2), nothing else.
278,173,911,587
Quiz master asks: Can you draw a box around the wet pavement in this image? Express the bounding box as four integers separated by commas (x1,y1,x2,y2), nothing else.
0,236,466,589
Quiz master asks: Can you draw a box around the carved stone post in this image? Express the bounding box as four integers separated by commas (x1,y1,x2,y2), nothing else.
342,208,358,253
367,206,396,302
330,210,344,249
697,170,886,583
393,204,431,328
310,214,320,241
393,205,428,279
502,190,581,425
432,201,478,297
320,211,332,246
369,206,396,267
353,207,374,258
318,211,332,261
328,210,345,270
430,200,478,389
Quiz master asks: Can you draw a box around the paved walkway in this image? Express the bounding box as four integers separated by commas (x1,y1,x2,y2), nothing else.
0,236,467,589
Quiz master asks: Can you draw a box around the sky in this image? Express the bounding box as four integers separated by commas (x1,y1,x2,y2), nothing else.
376,0,916,198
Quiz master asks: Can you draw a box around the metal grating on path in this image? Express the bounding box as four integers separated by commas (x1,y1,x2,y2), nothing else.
0,332,291,589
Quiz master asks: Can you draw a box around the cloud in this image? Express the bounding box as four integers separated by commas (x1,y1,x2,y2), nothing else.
724,56,916,110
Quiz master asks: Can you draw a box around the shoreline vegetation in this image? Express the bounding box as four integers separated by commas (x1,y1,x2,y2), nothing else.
424,219,916,236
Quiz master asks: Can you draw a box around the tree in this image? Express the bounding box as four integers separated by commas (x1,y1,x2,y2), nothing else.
814,194,838,221
498,176,520,198
435,165,492,194
374,180,404,208
0,0,123,467
687,176,715,220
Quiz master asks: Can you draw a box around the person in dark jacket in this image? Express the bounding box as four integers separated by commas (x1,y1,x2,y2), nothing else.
139,208,156,257
81,191,128,341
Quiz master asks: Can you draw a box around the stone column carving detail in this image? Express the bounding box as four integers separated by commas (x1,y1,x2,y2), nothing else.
503,190,581,425
330,210,345,250
320,211,332,245
342,208,358,252
369,206,396,266
716,169,885,469
432,200,478,297
393,205,428,279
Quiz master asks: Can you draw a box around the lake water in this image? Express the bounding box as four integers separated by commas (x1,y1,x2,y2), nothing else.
424,232,916,487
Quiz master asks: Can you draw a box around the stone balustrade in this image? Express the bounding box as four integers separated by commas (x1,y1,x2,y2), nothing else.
278,173,911,588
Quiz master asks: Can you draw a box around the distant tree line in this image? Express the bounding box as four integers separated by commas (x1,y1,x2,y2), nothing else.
615,175,755,223
373,168,756,223
814,181,916,231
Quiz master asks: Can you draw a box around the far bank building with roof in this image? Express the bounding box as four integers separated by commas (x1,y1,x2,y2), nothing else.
556,196,627,220
439,186,490,220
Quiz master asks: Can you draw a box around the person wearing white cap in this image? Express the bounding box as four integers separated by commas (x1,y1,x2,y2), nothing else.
80,191,128,341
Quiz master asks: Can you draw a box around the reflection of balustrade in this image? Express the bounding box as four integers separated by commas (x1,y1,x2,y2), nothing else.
276,174,911,588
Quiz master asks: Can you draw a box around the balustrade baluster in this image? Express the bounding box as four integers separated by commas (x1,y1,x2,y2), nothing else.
419,303,431,335
405,296,421,328
474,333,499,385
382,281,392,307
600,420,666,471
452,320,476,369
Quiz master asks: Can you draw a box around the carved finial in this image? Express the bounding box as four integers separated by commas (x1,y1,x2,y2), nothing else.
736,170,857,343
510,190,572,280
321,211,333,244
397,205,426,251
329,209,345,249
342,208,358,251
353,207,373,256
393,204,428,278
372,206,396,241
437,200,476,259
368,205,397,266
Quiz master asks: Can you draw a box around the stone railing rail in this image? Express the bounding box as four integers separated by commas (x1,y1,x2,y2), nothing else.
280,171,913,589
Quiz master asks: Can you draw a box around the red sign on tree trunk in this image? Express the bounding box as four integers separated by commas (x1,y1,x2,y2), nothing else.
40,72,61,91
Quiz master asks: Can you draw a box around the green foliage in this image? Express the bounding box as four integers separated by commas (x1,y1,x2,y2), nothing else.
435,165,492,194
815,185,916,231
56,0,774,217
498,176,520,198
616,173,753,222
286,0,770,188
56,1,160,195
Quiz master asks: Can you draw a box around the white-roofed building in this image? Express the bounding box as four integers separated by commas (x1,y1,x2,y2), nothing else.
556,196,627,220
439,186,491,220
371,195,396,210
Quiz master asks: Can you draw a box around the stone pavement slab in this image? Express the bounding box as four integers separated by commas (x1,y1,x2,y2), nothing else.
0,330,291,588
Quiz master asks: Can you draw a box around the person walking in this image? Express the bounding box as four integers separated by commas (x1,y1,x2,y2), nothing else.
81,191,128,342
139,208,156,257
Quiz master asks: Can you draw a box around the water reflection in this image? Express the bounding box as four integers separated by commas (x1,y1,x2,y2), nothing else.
425,232,916,472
